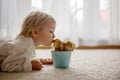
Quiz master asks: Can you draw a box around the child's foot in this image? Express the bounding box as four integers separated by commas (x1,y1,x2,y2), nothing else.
40,58,53,65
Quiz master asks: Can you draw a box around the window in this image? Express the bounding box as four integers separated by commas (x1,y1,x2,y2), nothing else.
31,0,43,10
100,0,111,39
1,0,120,45
31,0,119,45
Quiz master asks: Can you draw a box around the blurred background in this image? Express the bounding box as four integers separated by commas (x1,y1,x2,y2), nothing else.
0,0,120,47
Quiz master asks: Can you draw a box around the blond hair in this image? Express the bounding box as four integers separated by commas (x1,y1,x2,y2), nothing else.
17,11,56,38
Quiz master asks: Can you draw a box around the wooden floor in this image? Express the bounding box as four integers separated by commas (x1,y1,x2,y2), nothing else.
76,45,120,49
36,45,120,49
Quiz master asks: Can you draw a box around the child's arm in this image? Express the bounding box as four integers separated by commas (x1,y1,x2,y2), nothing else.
31,59,43,70
1,45,43,72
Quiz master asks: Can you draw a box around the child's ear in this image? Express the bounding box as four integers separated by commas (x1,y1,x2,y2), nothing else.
31,28,39,37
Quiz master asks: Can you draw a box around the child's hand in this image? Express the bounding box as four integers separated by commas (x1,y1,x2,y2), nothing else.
40,58,53,65
31,60,43,70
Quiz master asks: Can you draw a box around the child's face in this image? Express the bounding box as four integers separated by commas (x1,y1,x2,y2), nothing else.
35,22,55,46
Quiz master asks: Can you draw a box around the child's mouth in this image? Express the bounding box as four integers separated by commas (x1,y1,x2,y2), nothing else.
52,39,55,43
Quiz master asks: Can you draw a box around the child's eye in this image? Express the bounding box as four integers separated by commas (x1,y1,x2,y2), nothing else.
50,29,54,33
50,30,53,33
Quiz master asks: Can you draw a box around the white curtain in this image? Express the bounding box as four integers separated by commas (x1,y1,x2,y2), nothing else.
0,0,120,46
0,0,31,39
31,0,120,46
0,0,17,38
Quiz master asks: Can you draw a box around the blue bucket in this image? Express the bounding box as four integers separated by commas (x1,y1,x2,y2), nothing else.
51,51,72,69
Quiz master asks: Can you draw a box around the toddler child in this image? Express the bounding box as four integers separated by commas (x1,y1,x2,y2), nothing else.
0,11,56,72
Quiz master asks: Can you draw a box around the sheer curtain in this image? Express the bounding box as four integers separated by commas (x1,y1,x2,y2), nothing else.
0,0,120,46
31,0,120,46
0,0,17,38
0,0,31,39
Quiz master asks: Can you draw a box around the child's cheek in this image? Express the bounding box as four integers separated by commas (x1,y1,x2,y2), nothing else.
44,33,51,41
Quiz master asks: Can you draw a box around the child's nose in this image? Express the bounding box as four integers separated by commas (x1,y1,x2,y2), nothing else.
53,34,55,38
